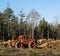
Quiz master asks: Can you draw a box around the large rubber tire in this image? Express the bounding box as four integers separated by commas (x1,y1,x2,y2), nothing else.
15,41,21,48
28,41,36,48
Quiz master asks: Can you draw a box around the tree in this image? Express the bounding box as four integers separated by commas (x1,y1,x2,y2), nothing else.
10,16,19,39
34,25,39,39
3,7,14,40
47,24,50,39
49,24,57,40
26,9,40,38
56,24,60,39
19,9,25,35
0,12,5,41
38,18,48,39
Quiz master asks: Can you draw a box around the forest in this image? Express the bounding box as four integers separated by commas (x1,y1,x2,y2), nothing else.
0,7,60,41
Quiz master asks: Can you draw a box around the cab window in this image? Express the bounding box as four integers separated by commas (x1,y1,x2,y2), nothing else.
23,35,28,40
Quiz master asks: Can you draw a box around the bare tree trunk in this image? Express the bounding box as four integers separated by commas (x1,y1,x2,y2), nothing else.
3,24,4,42
32,23,34,39
48,29,49,39
42,29,43,39
7,15,10,39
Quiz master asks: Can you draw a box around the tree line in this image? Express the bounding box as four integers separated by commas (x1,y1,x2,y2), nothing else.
0,7,60,41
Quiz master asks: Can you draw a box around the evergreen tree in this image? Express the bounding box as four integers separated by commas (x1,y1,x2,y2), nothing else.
19,9,25,35
38,18,48,39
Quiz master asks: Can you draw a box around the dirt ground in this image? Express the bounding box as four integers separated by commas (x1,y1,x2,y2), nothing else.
0,48,60,56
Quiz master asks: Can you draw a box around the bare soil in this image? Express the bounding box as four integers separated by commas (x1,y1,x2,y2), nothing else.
0,48,60,56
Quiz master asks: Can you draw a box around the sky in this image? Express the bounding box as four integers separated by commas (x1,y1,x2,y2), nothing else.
0,0,60,23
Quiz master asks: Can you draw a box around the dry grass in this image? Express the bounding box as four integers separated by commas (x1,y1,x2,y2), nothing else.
0,48,60,56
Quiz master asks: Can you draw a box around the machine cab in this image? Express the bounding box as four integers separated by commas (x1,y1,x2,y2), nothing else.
18,35,29,45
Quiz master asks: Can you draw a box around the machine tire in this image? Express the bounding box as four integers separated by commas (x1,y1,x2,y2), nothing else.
28,41,36,48
15,41,22,48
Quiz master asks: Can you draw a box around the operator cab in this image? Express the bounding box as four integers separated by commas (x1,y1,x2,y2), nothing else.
23,35,28,40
